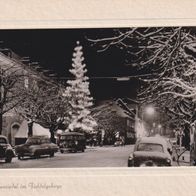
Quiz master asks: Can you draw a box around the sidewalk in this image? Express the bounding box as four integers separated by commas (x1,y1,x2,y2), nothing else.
178,151,190,162
172,150,190,166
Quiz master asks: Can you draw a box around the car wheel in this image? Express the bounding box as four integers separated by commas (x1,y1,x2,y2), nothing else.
82,149,84,152
128,160,133,167
5,155,12,163
34,151,40,159
49,152,54,157
18,155,21,160
60,149,64,154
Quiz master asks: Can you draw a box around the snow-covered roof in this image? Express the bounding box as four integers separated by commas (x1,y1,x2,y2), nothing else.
0,51,57,86
92,99,136,119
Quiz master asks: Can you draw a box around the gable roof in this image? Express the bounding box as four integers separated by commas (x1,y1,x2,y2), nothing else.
92,100,136,120
0,51,57,86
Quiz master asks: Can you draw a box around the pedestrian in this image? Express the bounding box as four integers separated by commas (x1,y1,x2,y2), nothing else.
179,128,184,147
176,128,183,147
182,123,190,150
122,136,125,146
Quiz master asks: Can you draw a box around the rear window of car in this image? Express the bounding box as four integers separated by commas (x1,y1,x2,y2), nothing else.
60,135,85,140
26,137,50,145
0,138,7,144
26,138,40,145
137,143,164,153
40,138,50,143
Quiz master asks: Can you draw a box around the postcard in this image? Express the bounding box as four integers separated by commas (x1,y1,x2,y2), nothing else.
0,1,196,196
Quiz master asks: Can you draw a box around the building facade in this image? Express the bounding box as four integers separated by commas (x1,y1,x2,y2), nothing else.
0,50,55,145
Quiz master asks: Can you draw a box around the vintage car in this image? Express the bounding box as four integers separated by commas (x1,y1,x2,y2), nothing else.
0,135,15,163
128,136,172,167
15,135,59,159
114,140,124,147
114,137,125,146
58,132,86,153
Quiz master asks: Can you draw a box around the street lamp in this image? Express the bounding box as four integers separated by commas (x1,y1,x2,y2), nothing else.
158,124,162,135
141,106,156,136
145,106,155,116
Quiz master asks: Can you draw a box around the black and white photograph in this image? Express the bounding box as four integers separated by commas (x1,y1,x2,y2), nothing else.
0,27,195,168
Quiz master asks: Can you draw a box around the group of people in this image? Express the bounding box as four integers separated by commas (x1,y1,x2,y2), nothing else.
85,131,126,146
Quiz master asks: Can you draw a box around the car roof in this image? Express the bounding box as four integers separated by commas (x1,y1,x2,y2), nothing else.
60,132,84,136
137,136,167,146
29,135,49,138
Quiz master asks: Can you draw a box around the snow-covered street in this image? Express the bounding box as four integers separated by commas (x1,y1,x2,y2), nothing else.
0,145,189,169
0,145,134,168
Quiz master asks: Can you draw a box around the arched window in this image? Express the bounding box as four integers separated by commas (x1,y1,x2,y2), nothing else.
12,124,20,130
10,123,20,146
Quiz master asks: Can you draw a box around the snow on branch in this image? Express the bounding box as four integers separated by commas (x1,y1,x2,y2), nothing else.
88,27,196,126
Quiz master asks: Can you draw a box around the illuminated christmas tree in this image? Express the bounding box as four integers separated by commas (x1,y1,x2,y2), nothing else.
64,41,97,132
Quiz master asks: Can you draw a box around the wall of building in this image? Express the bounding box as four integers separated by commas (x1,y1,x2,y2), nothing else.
0,51,53,146
2,113,23,146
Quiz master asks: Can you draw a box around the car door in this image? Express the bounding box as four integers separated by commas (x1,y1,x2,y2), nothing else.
40,138,51,154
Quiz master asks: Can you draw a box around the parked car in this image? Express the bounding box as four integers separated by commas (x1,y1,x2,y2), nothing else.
128,136,172,167
114,137,125,146
0,135,15,163
15,135,59,159
114,140,123,147
59,132,86,153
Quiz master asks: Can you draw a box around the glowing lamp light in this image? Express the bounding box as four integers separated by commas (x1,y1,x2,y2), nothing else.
116,77,130,81
145,106,155,116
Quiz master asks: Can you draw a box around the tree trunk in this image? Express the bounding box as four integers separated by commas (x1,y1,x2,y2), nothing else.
0,70,2,135
49,125,56,143
27,121,33,137
0,113,2,135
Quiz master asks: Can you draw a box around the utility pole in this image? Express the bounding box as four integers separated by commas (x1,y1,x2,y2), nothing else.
134,105,139,138
0,68,3,134
0,43,5,134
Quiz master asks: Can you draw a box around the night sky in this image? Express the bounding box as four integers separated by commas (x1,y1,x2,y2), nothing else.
0,28,140,100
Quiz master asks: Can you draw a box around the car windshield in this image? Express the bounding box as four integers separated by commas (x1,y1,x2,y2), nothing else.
137,143,164,153
0,138,7,144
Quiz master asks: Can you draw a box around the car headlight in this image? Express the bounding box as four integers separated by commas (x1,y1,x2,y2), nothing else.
128,154,134,160
166,158,171,164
